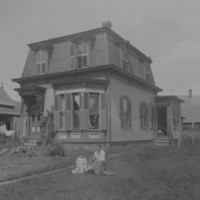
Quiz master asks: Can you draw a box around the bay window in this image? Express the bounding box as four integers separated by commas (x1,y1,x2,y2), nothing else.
54,90,106,131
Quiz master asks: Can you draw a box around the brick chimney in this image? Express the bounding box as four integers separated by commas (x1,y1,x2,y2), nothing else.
102,21,112,29
189,89,192,99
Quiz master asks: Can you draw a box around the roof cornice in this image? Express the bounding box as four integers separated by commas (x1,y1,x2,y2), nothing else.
12,64,162,93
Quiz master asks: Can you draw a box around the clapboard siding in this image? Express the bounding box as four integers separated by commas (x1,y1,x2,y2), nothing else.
43,87,54,114
48,41,71,73
110,77,155,142
22,33,108,78
90,33,108,66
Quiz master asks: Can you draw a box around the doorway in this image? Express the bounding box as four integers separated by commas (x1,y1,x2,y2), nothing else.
157,106,167,135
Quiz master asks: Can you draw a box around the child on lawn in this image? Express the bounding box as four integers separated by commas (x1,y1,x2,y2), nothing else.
72,153,87,174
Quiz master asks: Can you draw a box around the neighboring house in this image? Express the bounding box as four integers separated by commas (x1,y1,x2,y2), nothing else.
12,22,183,144
0,86,21,137
179,89,200,131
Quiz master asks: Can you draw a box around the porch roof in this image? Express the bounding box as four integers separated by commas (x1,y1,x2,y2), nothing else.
14,86,46,96
0,111,20,116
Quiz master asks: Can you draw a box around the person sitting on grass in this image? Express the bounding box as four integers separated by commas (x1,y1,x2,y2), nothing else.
92,144,106,175
72,152,87,174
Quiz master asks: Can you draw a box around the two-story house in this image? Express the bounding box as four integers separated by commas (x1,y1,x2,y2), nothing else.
12,22,183,145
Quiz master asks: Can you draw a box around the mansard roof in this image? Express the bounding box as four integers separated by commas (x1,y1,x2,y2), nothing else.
28,26,151,63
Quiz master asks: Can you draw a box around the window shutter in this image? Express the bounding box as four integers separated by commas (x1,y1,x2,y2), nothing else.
70,44,75,69
100,93,106,130
87,44,91,66
79,92,82,129
146,104,148,129
83,92,89,129
120,97,123,128
54,95,60,130
119,49,123,68
128,99,132,128
65,93,72,130
140,102,143,129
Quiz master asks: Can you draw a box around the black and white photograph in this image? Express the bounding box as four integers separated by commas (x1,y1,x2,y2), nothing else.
0,0,200,199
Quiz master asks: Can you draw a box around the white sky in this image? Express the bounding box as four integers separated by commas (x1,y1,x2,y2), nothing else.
0,0,200,101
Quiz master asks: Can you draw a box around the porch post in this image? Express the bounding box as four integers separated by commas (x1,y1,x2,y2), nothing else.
167,105,173,137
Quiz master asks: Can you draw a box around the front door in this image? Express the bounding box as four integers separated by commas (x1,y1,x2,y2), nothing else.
30,114,41,138
157,106,167,135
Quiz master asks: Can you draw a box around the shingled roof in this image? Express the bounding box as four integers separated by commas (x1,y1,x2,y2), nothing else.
0,87,16,107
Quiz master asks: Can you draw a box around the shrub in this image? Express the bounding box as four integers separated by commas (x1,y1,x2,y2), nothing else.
47,143,65,157
40,108,56,144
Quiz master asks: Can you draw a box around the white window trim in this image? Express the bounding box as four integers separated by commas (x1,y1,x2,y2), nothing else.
55,88,105,95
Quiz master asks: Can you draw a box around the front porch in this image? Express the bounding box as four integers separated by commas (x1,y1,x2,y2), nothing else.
155,95,184,146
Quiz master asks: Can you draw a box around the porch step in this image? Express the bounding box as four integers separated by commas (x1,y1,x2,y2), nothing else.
24,138,38,146
154,137,170,146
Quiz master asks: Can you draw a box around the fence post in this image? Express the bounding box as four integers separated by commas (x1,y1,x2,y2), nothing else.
192,122,195,145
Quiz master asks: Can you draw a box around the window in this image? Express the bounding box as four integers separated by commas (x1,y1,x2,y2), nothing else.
77,42,89,68
120,97,132,128
89,93,99,129
173,105,179,130
140,102,148,129
36,50,47,74
54,91,106,131
72,93,81,129
149,104,156,129
144,64,150,83
120,49,129,72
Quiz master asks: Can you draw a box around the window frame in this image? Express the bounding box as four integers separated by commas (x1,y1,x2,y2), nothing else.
140,102,148,129
120,49,129,72
55,89,105,131
89,92,100,130
36,50,47,75
144,64,150,83
120,96,132,129
77,42,89,69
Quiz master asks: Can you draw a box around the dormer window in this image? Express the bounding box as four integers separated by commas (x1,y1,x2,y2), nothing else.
144,64,150,83
120,49,129,72
77,42,89,68
36,50,47,74
70,42,90,69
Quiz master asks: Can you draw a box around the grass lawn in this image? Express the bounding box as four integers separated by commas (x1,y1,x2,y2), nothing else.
0,143,200,200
